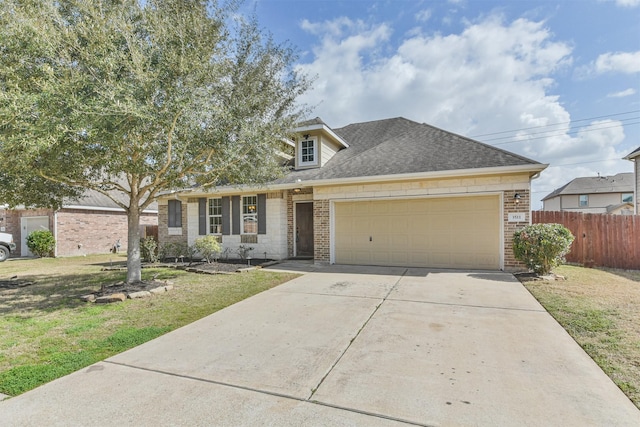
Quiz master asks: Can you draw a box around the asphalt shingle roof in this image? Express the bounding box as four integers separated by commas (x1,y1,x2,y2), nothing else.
275,117,542,184
542,173,634,201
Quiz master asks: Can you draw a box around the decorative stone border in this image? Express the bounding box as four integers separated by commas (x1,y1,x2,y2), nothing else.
80,284,174,304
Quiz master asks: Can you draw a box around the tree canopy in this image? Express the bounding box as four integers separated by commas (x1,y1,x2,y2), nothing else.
0,0,310,282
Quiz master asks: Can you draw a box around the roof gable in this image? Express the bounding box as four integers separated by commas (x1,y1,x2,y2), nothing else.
542,173,634,200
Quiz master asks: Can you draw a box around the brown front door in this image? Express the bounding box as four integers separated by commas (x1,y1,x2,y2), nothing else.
295,202,314,257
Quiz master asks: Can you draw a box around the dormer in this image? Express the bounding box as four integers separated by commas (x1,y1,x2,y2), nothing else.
294,117,349,170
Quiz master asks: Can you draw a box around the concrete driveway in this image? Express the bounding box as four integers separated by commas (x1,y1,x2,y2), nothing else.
1,264,639,426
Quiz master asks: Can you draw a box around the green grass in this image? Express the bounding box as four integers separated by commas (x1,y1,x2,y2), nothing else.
522,265,640,408
0,255,298,396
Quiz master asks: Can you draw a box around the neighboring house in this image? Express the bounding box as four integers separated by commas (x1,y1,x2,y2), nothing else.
541,173,635,215
158,117,547,271
624,146,640,214
1,189,157,257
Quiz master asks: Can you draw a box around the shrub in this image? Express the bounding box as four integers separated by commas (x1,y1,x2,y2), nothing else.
26,230,56,258
140,237,158,263
513,223,575,275
193,236,221,263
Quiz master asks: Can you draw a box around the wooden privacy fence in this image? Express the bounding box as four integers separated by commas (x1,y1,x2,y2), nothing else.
532,211,640,270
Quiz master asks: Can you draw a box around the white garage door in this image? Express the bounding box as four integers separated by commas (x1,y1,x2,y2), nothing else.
334,196,500,270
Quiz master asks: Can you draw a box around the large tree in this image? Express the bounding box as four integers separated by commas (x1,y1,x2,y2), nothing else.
0,0,309,282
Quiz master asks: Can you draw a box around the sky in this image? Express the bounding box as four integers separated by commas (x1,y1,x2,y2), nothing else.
244,0,640,209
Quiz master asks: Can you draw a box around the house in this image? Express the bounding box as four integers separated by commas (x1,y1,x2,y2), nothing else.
624,147,640,214
158,117,547,271
1,189,157,257
541,173,635,215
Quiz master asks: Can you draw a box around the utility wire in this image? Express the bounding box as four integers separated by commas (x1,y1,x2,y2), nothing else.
481,116,639,143
470,109,640,138
487,120,640,146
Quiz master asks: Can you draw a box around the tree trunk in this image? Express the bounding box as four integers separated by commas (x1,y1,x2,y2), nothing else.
126,203,142,283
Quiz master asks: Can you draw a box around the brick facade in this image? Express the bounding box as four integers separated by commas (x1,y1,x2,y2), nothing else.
0,207,157,257
502,189,530,271
313,199,330,264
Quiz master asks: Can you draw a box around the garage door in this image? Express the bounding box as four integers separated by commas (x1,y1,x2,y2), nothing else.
334,196,500,269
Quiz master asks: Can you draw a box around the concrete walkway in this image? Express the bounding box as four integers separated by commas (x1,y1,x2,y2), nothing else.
1,264,639,426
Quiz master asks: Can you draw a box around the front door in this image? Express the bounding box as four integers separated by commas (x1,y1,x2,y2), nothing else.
295,203,314,257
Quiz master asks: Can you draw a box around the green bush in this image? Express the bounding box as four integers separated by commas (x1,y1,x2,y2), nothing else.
194,235,221,263
26,230,56,258
140,237,158,263
513,223,575,275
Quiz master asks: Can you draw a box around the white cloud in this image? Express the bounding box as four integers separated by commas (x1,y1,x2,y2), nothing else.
615,0,640,7
415,9,432,23
607,88,637,98
594,51,640,74
296,14,633,208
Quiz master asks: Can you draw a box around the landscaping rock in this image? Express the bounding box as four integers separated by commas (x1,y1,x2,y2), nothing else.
0,393,9,401
95,293,126,304
80,294,96,303
149,286,167,294
164,285,174,292
128,291,152,299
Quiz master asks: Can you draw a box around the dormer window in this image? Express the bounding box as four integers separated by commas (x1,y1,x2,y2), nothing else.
299,137,318,167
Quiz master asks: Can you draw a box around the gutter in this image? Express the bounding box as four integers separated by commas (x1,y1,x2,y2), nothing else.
177,163,549,197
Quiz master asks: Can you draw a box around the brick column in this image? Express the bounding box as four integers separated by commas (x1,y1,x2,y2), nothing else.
313,200,330,264
503,189,529,271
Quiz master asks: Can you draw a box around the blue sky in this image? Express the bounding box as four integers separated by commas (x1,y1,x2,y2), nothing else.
245,0,640,208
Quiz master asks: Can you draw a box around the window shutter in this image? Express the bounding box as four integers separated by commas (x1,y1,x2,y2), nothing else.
257,194,266,235
198,198,206,235
232,196,240,235
222,196,230,236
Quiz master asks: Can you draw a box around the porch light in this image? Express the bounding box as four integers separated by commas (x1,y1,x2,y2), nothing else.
293,188,301,193
303,134,310,140
514,193,522,204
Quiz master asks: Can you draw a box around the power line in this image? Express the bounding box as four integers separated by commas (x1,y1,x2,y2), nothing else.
470,109,640,138
482,116,639,143
488,120,640,146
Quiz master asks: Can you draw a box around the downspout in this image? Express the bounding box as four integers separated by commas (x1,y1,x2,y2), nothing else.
54,211,58,258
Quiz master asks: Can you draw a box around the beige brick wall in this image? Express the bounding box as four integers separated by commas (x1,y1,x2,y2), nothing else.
158,202,188,248
313,199,330,264
502,190,529,272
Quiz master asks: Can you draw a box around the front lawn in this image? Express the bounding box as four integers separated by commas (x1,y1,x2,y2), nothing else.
0,254,298,396
522,265,640,408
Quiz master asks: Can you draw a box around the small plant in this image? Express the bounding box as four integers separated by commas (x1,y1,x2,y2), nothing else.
221,247,232,260
237,245,253,261
513,223,575,275
194,236,221,263
140,237,158,263
26,230,56,258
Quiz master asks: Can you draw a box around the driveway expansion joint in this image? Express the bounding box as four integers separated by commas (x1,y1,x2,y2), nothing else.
104,360,425,426
386,297,547,312
306,269,409,401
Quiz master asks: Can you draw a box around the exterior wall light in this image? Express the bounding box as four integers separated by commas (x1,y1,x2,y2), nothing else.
514,193,522,204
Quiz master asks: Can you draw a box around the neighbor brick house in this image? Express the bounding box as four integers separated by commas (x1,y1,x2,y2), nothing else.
1,189,157,257
541,173,635,215
624,147,640,214
158,117,547,271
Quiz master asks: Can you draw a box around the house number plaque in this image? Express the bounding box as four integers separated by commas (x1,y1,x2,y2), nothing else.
508,213,526,222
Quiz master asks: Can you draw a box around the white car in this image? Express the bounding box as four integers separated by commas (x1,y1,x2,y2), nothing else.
0,232,16,262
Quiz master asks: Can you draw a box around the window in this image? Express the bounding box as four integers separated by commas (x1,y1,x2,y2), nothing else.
622,193,634,203
208,198,222,234
168,200,182,227
242,195,257,234
299,138,317,166
579,195,588,207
